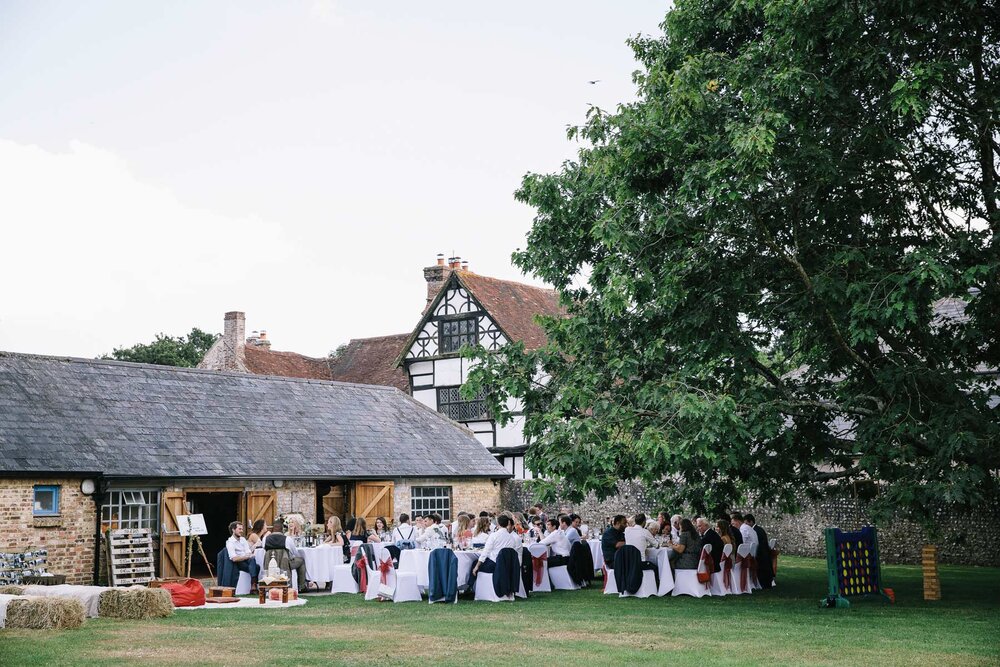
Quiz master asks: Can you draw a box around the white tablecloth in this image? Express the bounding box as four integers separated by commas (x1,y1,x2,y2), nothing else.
397,549,482,592
645,547,675,596
588,539,604,571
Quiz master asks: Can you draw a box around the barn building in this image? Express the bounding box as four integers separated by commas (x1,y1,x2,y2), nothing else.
0,352,508,584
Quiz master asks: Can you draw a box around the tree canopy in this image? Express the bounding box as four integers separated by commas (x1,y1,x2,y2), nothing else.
103,328,219,368
465,0,999,522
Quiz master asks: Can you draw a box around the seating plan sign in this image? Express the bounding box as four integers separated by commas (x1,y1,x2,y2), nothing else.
177,514,208,536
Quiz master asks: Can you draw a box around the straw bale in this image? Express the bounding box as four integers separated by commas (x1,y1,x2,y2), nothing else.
6,596,85,629
0,585,25,595
98,586,174,619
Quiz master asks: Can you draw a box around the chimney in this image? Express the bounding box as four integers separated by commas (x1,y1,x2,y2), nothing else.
461,260,469,272
449,256,461,270
223,311,245,370
423,253,454,308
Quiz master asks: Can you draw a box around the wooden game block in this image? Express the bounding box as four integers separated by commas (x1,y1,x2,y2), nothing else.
208,586,235,598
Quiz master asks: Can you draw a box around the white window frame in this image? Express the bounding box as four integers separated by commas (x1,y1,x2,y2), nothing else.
410,486,452,520
102,489,161,535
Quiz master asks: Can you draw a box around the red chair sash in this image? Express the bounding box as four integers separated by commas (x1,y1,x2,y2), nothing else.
722,554,733,590
602,564,608,592
356,555,368,593
747,555,759,587
735,553,748,592
698,550,715,589
378,558,392,585
531,552,548,586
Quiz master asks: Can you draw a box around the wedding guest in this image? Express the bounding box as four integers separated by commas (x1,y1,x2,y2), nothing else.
533,503,547,525
670,514,682,542
657,512,669,535
471,516,491,547
263,519,312,593
721,513,742,548
745,514,774,588
391,513,418,546
646,519,660,536
624,513,657,553
247,519,267,550
730,512,758,555
575,515,591,539
350,517,380,543
601,515,627,568
670,519,700,570
324,516,346,545
717,519,733,546
287,517,304,537
471,514,522,578
527,516,545,542
419,513,447,547
453,514,472,547
696,517,723,572
562,515,581,545
540,518,571,567
226,521,259,588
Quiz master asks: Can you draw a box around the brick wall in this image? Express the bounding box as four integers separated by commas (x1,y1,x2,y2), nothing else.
0,477,97,584
501,480,1000,567
393,477,500,519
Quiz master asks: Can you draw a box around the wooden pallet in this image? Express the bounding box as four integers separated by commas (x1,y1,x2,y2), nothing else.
108,529,155,586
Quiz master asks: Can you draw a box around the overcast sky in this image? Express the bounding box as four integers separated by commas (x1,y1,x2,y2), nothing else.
0,1,667,358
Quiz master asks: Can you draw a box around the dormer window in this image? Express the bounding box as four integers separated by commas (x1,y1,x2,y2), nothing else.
439,317,478,354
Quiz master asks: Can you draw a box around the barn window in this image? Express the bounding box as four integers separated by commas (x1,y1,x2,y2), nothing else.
410,486,452,520
436,386,489,422
439,317,478,353
102,490,161,534
33,486,60,516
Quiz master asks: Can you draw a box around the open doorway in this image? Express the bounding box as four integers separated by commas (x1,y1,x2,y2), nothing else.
185,491,241,577
316,482,350,527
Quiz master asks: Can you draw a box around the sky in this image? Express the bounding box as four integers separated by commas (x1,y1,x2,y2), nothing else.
0,1,668,358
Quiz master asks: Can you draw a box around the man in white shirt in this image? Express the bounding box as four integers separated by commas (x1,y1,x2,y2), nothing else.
391,513,418,547
472,514,522,577
731,511,758,556
624,513,657,555
418,513,447,548
226,521,259,589
540,518,571,567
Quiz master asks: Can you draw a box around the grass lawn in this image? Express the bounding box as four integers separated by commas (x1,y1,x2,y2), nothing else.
1,556,997,666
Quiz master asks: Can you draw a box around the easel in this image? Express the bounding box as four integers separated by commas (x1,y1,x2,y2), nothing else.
180,514,214,579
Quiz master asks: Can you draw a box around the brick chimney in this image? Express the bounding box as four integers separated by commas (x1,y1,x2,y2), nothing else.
223,311,245,370
423,253,452,308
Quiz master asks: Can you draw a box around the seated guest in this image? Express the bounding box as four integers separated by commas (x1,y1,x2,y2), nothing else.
696,517,723,572
527,516,545,542
540,518,571,567
471,514,522,579
391,513,418,547
601,515,627,568
670,514,682,542
345,517,357,534
670,518,701,570
730,511,758,555
721,512,742,548
646,519,660,536
717,519,733,546
574,515,590,539
562,515,582,546
419,513,447,548
471,516,491,547
533,503,547,525
745,514,774,588
263,519,312,593
657,512,669,535
324,516,347,561
349,516,379,543
624,513,657,554
247,519,267,550
453,514,472,547
286,516,304,537
226,521,259,591
374,517,391,543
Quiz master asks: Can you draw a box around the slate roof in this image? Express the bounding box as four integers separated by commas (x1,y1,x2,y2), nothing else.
328,334,409,391
0,352,510,480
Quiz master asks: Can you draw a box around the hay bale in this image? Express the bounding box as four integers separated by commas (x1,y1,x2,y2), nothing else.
97,586,173,620
6,596,85,629
0,585,25,595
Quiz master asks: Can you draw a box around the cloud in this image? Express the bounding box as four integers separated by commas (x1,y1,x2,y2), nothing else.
309,0,344,26
0,139,294,356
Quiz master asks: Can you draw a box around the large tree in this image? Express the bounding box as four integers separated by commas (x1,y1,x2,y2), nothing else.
466,0,999,522
103,328,219,368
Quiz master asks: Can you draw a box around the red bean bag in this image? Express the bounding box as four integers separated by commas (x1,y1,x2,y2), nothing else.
160,578,206,607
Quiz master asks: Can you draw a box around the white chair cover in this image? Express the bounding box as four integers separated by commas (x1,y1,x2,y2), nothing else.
331,559,358,594
731,543,752,595
602,565,618,595
473,570,513,602
769,538,776,549
365,550,393,601
394,570,422,603
619,569,658,599
548,563,580,591
710,543,733,596
672,544,713,598
235,571,252,595
527,544,551,593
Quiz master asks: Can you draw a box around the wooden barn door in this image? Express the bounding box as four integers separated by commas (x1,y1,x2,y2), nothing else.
160,492,186,578
352,481,394,524
322,485,347,523
246,491,276,527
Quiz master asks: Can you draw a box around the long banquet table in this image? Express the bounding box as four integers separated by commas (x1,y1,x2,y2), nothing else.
254,543,388,587
397,548,481,592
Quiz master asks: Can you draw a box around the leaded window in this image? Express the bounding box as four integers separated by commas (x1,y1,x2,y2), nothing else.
102,490,161,535
439,317,478,354
410,486,452,520
437,386,489,422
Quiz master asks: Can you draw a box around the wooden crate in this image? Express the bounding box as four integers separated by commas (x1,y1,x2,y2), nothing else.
108,529,156,586
922,545,941,601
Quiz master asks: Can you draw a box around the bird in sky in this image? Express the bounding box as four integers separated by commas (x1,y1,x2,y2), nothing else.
587,79,601,84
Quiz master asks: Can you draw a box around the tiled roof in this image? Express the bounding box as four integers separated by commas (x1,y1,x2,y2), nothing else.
243,344,333,380
329,334,409,391
0,352,510,479
457,272,563,350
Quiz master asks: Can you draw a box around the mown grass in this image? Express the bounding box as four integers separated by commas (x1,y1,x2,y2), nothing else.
1,556,997,666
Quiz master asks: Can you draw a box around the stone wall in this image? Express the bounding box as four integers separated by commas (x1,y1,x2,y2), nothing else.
0,477,97,584
501,480,1000,567
394,477,501,519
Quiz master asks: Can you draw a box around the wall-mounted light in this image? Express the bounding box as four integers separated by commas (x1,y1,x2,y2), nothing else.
80,479,96,495
272,480,284,488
